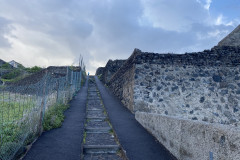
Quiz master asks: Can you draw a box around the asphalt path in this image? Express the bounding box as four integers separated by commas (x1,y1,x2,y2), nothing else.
95,76,177,160
23,76,177,160
23,79,88,160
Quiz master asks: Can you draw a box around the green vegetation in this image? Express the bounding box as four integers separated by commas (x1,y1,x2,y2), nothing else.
0,65,42,84
1,69,21,80
1,75,25,83
0,121,28,159
17,64,25,70
0,97,69,159
103,110,107,116
83,131,87,144
0,95,35,123
109,128,114,135
0,93,36,158
0,122,24,144
0,63,12,69
0,68,85,159
43,103,69,131
25,66,42,73
97,74,102,79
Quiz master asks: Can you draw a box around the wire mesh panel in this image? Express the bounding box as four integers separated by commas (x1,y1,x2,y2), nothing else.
0,67,84,160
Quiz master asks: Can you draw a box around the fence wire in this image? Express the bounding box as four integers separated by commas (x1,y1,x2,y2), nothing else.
0,67,85,160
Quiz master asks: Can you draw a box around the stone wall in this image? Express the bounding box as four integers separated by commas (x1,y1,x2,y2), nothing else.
102,25,240,159
133,46,240,127
95,67,105,81
95,59,126,84
218,25,240,47
107,49,142,111
103,46,240,158
136,112,240,160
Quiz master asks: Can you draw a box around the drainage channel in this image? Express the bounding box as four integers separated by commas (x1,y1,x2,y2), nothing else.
81,77,126,160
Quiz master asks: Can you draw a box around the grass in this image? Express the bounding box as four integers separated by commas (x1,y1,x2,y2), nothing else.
109,128,114,135
0,101,35,122
0,93,36,123
83,131,87,144
1,75,26,83
0,121,29,159
43,103,69,131
103,110,107,116
0,93,38,159
97,74,102,79
0,93,68,159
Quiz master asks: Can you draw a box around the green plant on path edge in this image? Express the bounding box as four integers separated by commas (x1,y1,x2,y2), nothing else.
43,103,69,131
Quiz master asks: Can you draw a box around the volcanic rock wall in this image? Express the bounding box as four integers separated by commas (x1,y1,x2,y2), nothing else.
106,46,240,160
99,25,240,160
218,25,240,47
106,49,141,111
133,46,240,127
96,59,126,84
107,46,240,126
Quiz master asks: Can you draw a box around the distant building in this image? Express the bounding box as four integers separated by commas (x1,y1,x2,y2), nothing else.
9,60,21,68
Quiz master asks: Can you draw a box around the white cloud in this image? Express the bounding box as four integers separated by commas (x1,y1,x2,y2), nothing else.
204,0,212,10
215,14,224,25
0,16,12,48
140,0,209,32
196,0,212,10
0,0,238,74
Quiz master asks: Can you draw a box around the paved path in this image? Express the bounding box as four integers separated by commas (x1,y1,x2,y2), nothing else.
95,76,177,160
23,79,88,160
23,76,177,160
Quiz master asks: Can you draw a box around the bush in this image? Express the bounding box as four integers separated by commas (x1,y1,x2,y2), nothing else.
25,66,42,73
43,104,69,131
0,63,12,69
1,69,21,80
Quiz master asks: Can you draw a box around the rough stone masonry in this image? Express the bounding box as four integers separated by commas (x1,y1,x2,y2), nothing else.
96,25,240,160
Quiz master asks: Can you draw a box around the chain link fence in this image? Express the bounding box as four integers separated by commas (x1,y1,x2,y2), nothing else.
0,66,85,160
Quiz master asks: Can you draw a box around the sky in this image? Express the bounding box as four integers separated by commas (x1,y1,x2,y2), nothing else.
0,0,239,74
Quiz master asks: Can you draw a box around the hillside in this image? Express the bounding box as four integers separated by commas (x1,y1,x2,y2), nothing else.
0,59,42,84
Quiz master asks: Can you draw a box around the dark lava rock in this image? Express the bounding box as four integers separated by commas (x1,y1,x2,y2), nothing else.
212,75,222,82
165,75,175,81
192,117,198,120
200,97,205,103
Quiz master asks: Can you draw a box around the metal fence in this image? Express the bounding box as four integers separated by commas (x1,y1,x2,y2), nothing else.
0,67,85,160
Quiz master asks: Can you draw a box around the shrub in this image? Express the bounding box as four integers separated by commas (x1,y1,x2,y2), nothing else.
0,63,12,69
43,104,69,131
25,66,42,73
1,69,21,80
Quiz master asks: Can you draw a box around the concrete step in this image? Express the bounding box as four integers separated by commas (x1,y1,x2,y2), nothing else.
83,153,123,160
87,107,103,111
87,111,106,117
83,145,120,154
88,98,101,100
86,116,107,120
87,109,103,111
85,127,111,133
88,90,98,92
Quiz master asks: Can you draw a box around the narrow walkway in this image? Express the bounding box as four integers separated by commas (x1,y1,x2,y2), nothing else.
95,76,177,160
81,77,125,159
23,76,176,160
23,79,88,160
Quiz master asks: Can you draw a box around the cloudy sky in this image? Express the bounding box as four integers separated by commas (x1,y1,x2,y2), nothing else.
0,0,239,74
